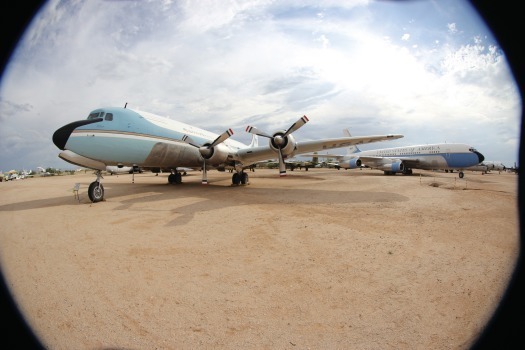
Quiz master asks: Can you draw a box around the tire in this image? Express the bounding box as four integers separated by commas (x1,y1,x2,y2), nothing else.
459,172,464,179
240,172,249,184
168,174,176,184
175,173,182,184
88,181,104,203
232,173,241,185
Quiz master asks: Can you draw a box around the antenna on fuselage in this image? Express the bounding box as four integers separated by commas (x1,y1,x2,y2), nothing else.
124,102,128,108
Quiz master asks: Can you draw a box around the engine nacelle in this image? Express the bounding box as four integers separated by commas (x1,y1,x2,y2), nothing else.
340,158,362,169
268,131,297,157
201,142,231,166
379,160,404,173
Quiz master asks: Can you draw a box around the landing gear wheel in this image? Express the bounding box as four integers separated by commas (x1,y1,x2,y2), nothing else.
459,172,464,179
168,173,183,184
232,173,241,185
88,181,104,203
240,172,249,185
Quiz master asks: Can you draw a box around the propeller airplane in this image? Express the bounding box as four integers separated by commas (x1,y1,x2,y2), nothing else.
52,105,403,202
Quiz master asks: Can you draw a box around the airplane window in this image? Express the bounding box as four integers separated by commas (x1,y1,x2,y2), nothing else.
87,112,100,120
105,113,113,121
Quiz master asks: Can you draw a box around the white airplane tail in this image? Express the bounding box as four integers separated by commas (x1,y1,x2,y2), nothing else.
249,133,259,148
343,129,361,154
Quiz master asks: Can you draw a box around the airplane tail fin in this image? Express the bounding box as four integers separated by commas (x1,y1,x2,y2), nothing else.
249,133,259,148
343,128,361,154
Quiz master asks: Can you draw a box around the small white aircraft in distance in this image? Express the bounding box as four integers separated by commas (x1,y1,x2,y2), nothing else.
36,167,52,176
481,160,506,172
463,160,506,174
299,129,485,179
52,105,404,202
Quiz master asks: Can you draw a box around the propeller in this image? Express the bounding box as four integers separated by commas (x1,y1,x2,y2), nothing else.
182,128,234,184
246,115,309,177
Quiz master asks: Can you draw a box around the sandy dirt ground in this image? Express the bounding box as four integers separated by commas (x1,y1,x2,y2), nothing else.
0,167,520,349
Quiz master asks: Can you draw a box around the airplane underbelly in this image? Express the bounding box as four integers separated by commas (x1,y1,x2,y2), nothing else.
143,142,202,167
67,133,201,167
416,155,447,169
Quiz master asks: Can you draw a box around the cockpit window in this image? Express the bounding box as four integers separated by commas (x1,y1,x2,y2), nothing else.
87,112,100,120
105,113,113,121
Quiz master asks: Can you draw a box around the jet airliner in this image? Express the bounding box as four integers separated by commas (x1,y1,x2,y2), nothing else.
300,129,485,178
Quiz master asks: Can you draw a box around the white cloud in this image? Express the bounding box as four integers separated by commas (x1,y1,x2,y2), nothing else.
0,0,520,170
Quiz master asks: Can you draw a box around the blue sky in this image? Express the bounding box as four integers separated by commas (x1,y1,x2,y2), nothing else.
0,0,521,171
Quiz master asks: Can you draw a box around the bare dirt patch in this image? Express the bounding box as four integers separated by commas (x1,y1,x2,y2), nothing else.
0,168,519,349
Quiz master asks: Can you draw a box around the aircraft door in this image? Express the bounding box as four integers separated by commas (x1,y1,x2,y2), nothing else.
445,147,451,159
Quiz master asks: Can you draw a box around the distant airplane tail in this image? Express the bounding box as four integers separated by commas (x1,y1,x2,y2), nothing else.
249,133,258,148
343,128,361,154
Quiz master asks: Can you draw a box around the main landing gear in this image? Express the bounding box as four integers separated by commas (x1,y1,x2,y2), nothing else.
167,170,182,184
88,170,105,203
232,171,249,185
166,169,249,186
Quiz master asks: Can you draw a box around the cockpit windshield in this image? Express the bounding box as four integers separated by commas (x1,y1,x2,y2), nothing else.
87,111,113,121
87,112,101,120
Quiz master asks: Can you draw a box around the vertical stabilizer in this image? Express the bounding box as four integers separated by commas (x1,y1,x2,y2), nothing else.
343,128,361,154
249,133,258,148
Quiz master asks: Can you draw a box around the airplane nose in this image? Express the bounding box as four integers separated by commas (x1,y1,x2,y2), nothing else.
475,151,485,163
52,118,103,150
52,124,73,150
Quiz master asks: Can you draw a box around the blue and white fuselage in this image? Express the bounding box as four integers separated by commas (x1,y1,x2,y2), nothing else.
54,107,245,170
335,143,484,178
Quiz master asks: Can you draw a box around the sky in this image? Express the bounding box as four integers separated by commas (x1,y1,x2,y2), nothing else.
0,0,521,172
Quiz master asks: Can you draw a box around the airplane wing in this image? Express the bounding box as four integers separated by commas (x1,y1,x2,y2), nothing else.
238,134,403,165
295,153,347,160
294,135,403,154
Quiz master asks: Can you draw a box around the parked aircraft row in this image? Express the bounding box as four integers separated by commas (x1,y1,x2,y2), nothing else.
52,105,404,202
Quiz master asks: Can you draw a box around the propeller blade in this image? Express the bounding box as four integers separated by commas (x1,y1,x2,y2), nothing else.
201,160,208,185
284,115,309,137
246,116,308,178
183,129,233,159
245,126,272,138
210,128,234,148
181,134,200,148
278,149,286,177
